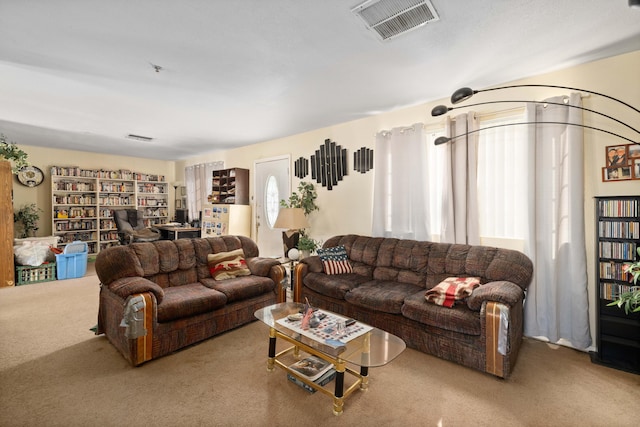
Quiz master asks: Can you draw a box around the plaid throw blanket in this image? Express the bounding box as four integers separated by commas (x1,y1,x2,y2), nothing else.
425,277,480,308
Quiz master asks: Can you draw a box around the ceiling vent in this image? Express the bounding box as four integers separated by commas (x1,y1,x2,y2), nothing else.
126,134,154,142
352,0,440,41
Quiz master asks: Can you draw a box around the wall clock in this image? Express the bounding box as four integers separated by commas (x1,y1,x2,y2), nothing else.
17,166,44,187
311,139,347,190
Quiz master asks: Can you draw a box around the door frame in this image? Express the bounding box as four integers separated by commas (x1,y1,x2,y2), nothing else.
253,154,291,252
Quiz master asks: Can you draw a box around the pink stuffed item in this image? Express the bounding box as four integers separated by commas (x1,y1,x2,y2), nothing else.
425,277,481,308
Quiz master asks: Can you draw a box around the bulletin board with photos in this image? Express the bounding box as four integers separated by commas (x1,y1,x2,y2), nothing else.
602,143,640,182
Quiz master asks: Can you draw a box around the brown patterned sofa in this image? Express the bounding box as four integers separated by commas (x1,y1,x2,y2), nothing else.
294,235,533,378
95,236,285,366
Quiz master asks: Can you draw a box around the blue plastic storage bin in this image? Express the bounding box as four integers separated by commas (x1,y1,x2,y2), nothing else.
55,241,88,280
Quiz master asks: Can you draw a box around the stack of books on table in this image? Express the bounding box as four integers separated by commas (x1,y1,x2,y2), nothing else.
287,355,336,394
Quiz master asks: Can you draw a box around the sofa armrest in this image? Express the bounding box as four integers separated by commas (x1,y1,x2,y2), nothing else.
466,281,524,311
299,255,323,273
246,257,281,277
106,276,165,304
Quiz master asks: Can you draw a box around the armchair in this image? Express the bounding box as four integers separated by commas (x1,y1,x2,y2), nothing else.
113,209,161,244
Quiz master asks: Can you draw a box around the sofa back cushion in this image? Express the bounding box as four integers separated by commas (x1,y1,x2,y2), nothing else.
96,236,261,289
323,235,533,291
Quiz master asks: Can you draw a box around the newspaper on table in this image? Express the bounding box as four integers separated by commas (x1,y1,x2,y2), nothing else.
276,309,373,346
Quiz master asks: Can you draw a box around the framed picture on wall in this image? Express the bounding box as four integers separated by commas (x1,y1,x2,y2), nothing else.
633,159,640,180
605,145,628,167
602,166,632,182
628,144,640,161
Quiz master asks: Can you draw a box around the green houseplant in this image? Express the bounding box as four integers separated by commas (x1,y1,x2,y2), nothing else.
14,203,42,238
0,134,29,173
297,235,321,257
280,181,319,216
608,247,640,314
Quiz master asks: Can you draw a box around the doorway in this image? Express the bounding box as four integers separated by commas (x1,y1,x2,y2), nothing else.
254,156,290,258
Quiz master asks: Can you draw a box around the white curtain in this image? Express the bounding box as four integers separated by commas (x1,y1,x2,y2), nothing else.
439,113,480,244
372,123,431,240
523,93,591,349
185,161,224,222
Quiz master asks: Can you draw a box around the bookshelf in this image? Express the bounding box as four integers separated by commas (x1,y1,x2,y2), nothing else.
209,168,249,205
592,195,640,374
51,167,169,254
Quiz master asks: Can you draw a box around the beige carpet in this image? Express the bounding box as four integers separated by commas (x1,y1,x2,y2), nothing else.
0,262,638,427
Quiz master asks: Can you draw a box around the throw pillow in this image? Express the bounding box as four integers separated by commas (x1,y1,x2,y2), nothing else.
207,249,251,280
317,245,353,275
425,277,480,308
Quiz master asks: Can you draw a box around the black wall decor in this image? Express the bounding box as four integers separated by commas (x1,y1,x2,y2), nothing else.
294,157,308,179
354,147,374,174
311,139,347,190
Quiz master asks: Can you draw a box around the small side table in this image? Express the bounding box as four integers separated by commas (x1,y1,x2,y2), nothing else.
277,257,299,302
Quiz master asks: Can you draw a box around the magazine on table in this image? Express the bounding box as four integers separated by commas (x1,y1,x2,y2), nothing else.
287,368,337,394
288,355,334,381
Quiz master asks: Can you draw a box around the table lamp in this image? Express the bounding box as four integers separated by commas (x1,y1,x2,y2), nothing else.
273,208,309,257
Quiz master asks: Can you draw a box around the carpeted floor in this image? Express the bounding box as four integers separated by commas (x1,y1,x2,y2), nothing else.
0,262,638,426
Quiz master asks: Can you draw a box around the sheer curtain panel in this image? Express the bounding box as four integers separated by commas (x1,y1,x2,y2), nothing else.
184,161,224,222
438,113,480,244
523,94,591,350
372,123,431,240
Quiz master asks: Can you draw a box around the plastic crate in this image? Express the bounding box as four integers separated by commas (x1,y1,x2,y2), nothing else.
55,241,88,280
15,262,57,285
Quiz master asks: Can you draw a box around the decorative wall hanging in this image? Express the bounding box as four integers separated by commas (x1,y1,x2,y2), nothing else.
353,147,374,174
294,157,309,179
311,139,347,190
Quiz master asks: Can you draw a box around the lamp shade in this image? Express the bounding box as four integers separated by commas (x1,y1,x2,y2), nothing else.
273,208,309,230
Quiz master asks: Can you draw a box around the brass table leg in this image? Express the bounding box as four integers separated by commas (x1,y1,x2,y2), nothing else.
267,328,276,372
333,358,346,416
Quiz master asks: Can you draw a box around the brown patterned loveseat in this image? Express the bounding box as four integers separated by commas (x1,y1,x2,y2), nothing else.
294,235,533,378
95,236,285,366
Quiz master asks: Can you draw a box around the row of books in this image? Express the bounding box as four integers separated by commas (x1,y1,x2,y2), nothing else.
286,355,336,394
598,199,639,218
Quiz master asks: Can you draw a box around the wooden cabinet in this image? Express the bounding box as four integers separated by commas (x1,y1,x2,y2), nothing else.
209,168,249,205
592,196,640,374
0,161,15,287
51,167,169,254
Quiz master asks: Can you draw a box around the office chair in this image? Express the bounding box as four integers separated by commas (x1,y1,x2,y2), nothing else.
113,209,161,244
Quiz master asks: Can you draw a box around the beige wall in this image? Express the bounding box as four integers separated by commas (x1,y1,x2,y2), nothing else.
12,147,176,236
180,50,640,349
9,50,638,348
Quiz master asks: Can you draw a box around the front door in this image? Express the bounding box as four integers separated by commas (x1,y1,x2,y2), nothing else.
254,156,290,258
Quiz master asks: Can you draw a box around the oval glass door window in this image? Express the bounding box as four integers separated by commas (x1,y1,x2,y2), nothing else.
265,175,280,228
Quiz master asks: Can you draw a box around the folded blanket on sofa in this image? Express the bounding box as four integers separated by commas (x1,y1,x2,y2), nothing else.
425,277,480,308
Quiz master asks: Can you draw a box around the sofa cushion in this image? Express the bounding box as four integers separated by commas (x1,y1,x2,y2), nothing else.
345,281,423,314
208,249,251,280
200,275,275,302
425,277,480,308
303,272,370,300
156,283,227,322
317,245,353,275
402,291,481,335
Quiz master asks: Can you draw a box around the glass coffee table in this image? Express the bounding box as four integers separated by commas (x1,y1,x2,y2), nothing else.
254,302,406,415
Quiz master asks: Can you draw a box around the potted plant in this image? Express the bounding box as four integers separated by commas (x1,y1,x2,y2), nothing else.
297,235,321,258
14,203,42,238
280,181,319,216
0,134,29,173
608,247,640,314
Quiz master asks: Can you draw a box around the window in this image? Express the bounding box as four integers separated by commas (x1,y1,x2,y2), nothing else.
264,175,280,228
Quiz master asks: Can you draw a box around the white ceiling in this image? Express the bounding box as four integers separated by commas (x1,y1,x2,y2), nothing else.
1,0,639,161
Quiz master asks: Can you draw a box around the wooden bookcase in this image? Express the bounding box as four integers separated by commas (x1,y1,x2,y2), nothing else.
0,161,15,286
51,167,168,254
592,195,640,374
209,168,249,205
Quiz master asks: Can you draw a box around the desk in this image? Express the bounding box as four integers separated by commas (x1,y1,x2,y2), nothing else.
157,225,201,240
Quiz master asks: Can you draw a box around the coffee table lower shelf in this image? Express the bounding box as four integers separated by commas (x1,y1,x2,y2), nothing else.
267,327,369,416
